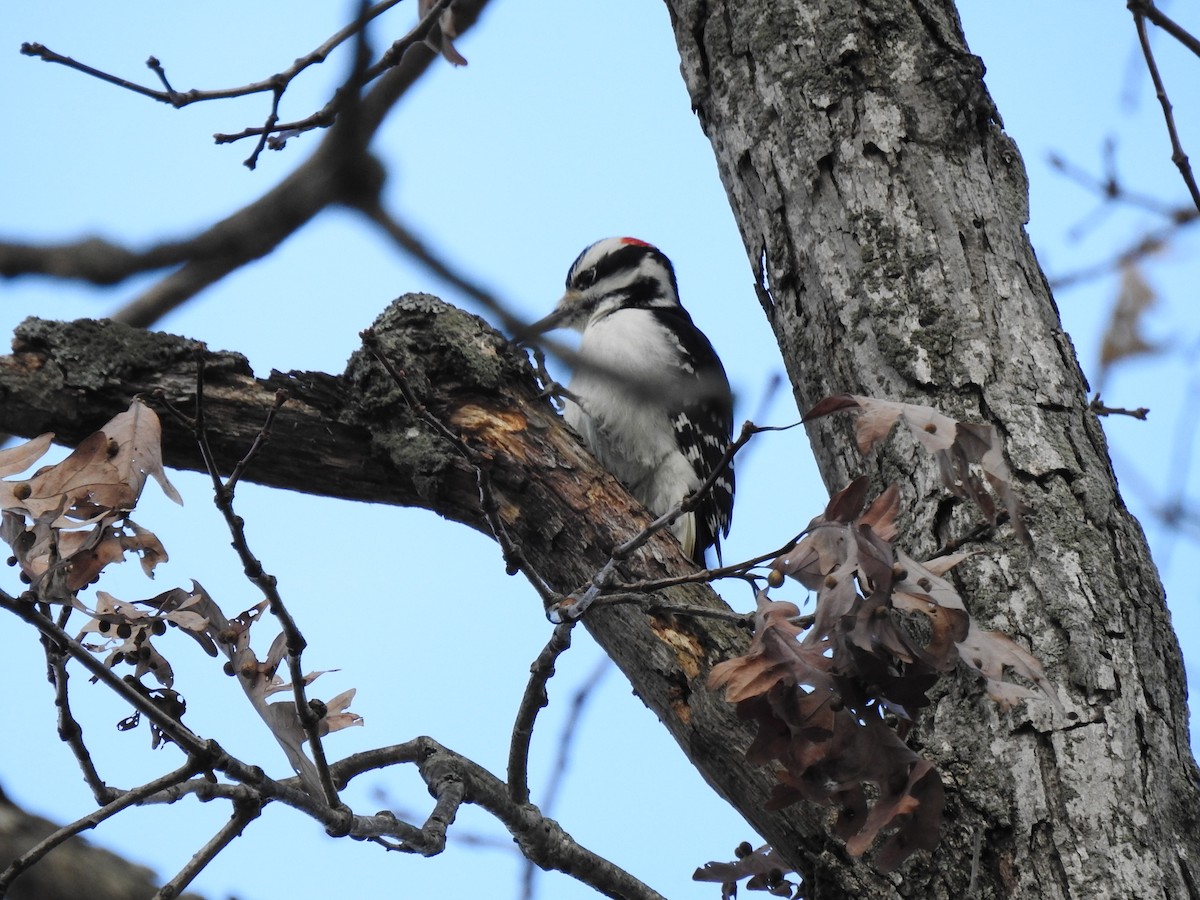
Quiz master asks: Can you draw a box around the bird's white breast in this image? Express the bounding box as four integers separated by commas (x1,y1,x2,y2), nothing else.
565,308,700,513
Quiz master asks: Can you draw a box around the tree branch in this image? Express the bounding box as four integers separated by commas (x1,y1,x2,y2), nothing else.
0,761,201,895
0,301,838,885
3,0,494,328
1129,1,1200,211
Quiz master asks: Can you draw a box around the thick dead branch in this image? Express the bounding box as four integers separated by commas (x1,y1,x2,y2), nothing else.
0,301,866,886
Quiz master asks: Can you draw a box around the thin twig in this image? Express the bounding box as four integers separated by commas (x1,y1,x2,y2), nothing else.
365,0,455,80
1129,1,1200,212
186,361,342,808
45,640,112,805
212,0,456,150
411,738,669,900
20,0,411,121
154,798,263,900
1,591,222,767
360,202,540,342
1090,394,1151,420
508,622,575,805
609,535,803,595
1048,217,1193,291
519,653,610,900
1130,0,1200,57
1049,147,1183,220
587,594,756,627
0,761,201,895
225,389,290,492
540,656,611,817
5,2,492,337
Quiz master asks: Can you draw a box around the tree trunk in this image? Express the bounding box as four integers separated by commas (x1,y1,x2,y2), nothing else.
665,0,1200,896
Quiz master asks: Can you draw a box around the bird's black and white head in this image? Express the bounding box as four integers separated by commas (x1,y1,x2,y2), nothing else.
533,237,683,334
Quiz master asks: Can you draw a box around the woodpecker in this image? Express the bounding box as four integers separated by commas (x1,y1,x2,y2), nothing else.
531,237,734,564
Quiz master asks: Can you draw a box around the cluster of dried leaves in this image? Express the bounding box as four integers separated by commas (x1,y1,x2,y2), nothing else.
807,394,1030,544
0,401,359,766
701,396,1061,888
1,402,180,594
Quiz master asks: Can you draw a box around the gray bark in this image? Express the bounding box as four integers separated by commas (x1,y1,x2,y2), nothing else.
665,0,1200,896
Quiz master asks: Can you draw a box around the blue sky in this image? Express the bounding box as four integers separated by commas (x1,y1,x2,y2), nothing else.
2,2,1198,899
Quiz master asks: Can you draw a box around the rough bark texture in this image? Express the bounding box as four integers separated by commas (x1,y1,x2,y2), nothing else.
665,0,1200,897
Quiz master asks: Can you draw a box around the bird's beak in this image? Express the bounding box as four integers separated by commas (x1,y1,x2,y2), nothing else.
527,306,567,336
518,290,584,342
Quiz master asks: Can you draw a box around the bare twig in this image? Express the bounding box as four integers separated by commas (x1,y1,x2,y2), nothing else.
1129,1,1200,211
154,798,263,900
20,0,418,132
416,739,668,899
4,1,493,332
1129,0,1200,57
0,760,202,895
1043,143,1198,292
44,639,112,805
183,361,342,808
589,594,757,627
2,591,226,770
359,202,540,341
1049,145,1184,221
508,622,575,805
539,656,610,817
519,653,610,900
1048,220,1191,291
332,737,667,898
212,0,456,153
1090,394,1151,420
608,534,802,595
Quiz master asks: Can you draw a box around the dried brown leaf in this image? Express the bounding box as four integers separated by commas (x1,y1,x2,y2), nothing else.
693,844,799,898
319,688,364,735
708,594,827,703
824,475,871,523
802,393,861,421
805,394,1029,541
1100,264,1160,378
859,484,900,542
98,400,183,506
770,525,851,590
0,433,55,512
957,622,1063,713
18,401,181,524
139,584,220,656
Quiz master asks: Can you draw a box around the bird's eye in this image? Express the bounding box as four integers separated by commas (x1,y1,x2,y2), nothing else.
574,268,598,290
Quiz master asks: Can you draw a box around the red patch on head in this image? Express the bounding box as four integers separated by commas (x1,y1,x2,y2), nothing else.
620,237,653,248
